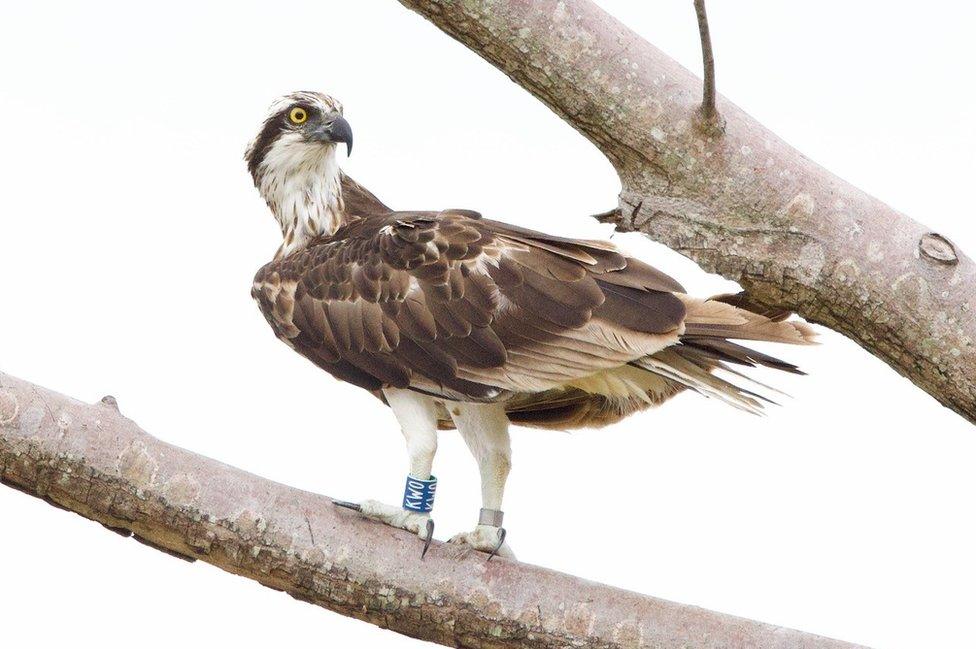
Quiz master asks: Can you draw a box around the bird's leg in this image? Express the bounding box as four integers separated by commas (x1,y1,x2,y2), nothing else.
447,401,516,560
335,388,439,557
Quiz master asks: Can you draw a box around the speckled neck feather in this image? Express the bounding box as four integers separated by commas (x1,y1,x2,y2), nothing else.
254,136,345,259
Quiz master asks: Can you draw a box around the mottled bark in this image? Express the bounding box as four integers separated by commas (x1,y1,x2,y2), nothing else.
396,0,976,424
0,372,865,648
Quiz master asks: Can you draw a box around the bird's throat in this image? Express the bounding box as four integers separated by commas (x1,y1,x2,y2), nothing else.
263,147,345,259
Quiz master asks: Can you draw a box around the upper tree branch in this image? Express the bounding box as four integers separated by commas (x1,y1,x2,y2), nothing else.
396,0,976,425
0,372,867,648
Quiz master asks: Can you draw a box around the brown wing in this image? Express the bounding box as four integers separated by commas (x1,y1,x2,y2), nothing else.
252,209,687,401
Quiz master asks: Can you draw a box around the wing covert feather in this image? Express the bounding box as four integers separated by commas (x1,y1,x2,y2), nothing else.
252,209,687,400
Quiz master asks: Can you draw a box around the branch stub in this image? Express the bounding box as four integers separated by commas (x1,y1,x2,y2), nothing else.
100,395,120,411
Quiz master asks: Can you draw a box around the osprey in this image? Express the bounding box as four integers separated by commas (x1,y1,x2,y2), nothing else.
247,91,815,559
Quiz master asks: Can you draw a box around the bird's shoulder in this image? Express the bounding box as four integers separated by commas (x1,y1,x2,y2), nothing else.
249,210,494,348
253,209,489,289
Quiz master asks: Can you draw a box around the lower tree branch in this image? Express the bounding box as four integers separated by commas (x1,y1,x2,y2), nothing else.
396,0,976,425
0,371,867,649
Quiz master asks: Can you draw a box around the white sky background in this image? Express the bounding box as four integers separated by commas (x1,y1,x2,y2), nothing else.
1,1,975,647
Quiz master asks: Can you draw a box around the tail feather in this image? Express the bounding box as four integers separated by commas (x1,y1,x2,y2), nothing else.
634,349,769,415
502,293,816,427
709,291,792,322
679,295,817,345
680,337,806,375
635,293,816,414
701,358,792,398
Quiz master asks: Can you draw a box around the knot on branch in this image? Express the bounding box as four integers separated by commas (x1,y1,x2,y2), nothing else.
918,233,959,265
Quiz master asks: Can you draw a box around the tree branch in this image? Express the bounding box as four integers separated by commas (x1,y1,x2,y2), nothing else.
396,0,976,425
0,371,867,648
693,0,718,122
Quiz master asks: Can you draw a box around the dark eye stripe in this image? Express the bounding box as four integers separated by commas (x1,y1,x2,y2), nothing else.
246,109,292,179
247,105,319,180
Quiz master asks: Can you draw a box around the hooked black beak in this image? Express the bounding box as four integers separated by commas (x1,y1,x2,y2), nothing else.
314,115,353,156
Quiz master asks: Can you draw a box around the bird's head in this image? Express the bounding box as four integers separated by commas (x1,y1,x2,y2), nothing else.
244,91,352,187
245,91,353,255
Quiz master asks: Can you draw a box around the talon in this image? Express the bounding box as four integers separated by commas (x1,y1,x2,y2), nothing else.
332,500,362,512
487,527,506,562
421,518,435,559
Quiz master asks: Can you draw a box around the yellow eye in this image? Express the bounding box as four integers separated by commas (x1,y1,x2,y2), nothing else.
289,107,308,124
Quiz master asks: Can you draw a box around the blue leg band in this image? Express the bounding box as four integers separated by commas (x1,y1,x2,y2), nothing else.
402,474,437,513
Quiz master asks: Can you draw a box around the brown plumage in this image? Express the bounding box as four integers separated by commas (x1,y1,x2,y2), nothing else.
253,171,815,429
243,90,818,557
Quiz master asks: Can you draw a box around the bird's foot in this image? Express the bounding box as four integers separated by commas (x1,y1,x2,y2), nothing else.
449,525,515,560
334,499,435,558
